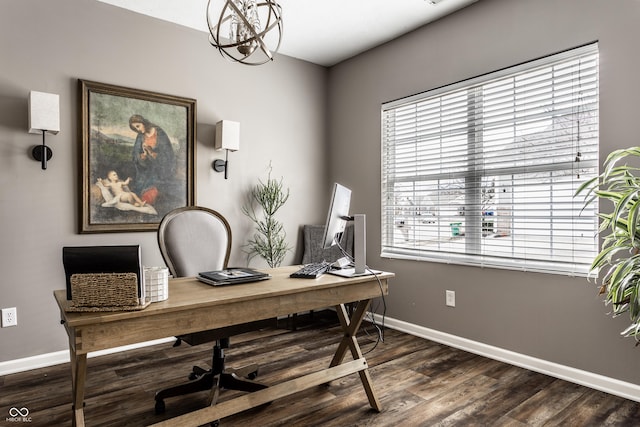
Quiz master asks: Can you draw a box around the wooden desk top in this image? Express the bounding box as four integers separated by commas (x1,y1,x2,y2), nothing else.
54,266,393,353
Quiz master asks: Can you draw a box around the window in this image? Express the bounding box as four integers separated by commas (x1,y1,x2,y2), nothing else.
381,43,599,276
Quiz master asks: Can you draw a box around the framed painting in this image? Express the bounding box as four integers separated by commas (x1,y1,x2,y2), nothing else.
79,80,196,233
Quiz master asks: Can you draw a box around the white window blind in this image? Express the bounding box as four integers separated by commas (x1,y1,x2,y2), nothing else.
381,43,599,276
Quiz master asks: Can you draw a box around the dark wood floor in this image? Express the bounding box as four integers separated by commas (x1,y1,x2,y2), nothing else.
2,311,640,426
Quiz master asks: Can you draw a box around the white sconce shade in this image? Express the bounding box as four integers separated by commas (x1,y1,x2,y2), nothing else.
213,120,240,179
28,91,60,134
215,120,240,151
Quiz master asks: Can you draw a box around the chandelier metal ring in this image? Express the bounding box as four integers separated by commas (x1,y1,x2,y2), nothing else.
207,0,283,66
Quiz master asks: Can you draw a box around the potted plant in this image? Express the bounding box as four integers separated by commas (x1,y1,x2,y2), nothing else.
242,165,291,268
577,147,640,342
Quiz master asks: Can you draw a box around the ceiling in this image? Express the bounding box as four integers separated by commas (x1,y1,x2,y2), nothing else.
97,0,478,67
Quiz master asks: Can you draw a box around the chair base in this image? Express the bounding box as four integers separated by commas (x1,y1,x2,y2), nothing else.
155,338,267,416
155,363,266,414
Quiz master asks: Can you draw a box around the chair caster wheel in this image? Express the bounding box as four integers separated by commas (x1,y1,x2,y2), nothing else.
188,372,198,380
211,420,220,427
247,370,259,380
155,399,165,415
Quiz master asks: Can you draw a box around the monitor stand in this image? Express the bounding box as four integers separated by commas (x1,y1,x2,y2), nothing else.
329,214,380,277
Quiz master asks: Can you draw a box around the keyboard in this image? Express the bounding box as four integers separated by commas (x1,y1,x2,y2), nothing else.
290,262,331,279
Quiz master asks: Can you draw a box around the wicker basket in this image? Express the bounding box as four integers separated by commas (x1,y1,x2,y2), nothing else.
67,273,149,312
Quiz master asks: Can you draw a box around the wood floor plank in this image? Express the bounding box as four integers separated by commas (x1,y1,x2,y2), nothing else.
1,310,639,426
505,378,589,426
541,389,624,427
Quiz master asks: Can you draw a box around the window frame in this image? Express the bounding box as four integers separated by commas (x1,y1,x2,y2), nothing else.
381,43,599,276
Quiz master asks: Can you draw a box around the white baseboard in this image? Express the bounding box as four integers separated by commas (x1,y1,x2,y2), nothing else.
3,316,640,403
0,337,174,377
372,313,640,403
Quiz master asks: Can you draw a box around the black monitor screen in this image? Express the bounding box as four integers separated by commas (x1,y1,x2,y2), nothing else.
321,183,352,250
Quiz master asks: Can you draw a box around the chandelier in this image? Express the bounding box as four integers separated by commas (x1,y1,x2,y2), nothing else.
207,0,283,66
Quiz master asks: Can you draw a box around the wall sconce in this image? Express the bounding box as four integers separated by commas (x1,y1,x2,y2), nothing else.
28,91,60,170
212,120,240,179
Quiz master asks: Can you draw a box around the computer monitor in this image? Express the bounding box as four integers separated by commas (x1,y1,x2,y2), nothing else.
321,183,369,277
322,183,352,250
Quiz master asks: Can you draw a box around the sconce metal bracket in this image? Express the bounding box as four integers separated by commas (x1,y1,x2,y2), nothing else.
213,159,227,173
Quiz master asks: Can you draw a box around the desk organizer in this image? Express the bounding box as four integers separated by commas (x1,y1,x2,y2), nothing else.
67,272,149,312
144,266,169,302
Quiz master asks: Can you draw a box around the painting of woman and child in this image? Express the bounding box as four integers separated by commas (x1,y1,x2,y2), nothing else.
80,80,195,233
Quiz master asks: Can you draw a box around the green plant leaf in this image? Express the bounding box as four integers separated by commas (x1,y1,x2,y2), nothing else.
242,165,292,268
578,146,640,342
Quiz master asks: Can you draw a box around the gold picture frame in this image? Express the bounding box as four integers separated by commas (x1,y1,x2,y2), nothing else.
79,80,196,233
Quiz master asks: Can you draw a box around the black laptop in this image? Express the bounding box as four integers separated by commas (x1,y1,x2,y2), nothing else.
198,267,270,286
62,245,142,300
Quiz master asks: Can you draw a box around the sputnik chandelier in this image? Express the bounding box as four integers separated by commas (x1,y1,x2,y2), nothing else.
207,0,283,66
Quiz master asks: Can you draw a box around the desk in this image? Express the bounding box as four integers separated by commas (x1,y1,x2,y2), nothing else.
54,266,393,426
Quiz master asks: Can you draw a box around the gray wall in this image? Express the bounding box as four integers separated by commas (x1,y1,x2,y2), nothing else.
2,0,640,392
327,0,640,386
0,0,328,362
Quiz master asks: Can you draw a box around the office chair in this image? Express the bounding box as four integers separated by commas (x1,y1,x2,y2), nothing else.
154,206,268,415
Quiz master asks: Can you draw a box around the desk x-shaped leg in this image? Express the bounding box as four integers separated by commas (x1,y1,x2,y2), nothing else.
150,299,383,426
330,299,382,412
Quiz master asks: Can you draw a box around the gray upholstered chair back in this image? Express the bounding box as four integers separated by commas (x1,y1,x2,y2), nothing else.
158,206,231,277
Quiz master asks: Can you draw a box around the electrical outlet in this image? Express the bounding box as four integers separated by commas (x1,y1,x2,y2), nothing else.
445,290,455,307
1,307,17,327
